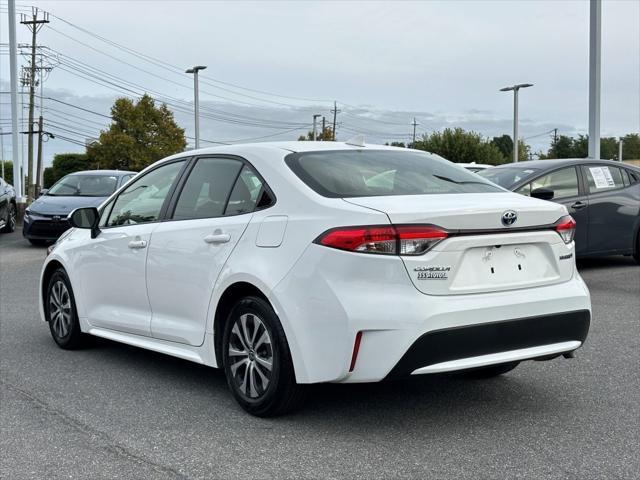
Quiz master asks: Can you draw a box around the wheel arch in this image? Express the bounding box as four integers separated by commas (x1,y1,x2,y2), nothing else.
213,281,270,367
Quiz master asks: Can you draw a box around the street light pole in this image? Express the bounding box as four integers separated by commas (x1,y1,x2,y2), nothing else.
186,65,207,149
500,83,533,162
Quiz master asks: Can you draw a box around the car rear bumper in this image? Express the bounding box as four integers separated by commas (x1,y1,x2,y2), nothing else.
386,310,590,378
271,244,591,384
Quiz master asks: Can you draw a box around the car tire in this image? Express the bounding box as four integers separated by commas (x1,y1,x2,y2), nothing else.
46,268,88,350
222,296,306,417
1,203,16,233
633,233,640,265
460,361,520,379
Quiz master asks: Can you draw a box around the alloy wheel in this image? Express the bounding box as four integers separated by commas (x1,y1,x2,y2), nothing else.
49,280,72,338
227,313,274,399
9,204,16,230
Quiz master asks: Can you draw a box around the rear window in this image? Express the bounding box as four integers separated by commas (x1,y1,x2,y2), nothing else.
478,166,541,189
285,150,503,198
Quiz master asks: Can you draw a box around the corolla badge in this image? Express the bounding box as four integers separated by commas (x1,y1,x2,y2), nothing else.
501,210,517,227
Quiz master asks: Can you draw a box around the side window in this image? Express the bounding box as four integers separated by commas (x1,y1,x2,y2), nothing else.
627,169,640,185
515,183,531,196
173,158,243,220
120,174,135,186
225,166,266,216
529,167,579,200
107,160,184,227
584,165,625,193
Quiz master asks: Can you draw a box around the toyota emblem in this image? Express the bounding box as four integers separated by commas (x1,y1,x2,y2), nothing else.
501,210,517,226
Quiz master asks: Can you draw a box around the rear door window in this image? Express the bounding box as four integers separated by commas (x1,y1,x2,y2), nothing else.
285,150,502,198
584,165,626,193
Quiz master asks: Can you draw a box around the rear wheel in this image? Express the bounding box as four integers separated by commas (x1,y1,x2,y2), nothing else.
633,233,640,264
1,203,16,233
46,269,88,349
460,361,520,379
222,296,306,417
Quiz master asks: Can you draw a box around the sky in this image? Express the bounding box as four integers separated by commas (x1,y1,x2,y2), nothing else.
1,0,639,170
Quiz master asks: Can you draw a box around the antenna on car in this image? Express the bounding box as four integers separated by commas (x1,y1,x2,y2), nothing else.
345,134,366,147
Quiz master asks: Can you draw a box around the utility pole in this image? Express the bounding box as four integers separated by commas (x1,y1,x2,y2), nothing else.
312,114,321,141
34,50,55,195
186,65,207,149
411,118,419,146
20,7,49,202
618,138,623,162
322,116,326,140
8,0,22,200
588,0,601,159
553,128,558,146
499,83,533,163
330,101,340,141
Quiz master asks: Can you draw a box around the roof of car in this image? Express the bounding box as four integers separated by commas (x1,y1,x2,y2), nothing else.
69,170,136,176
491,158,640,171
185,141,409,155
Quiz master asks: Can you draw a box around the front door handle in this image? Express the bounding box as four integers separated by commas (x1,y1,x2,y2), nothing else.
128,239,148,249
204,233,231,244
571,201,587,210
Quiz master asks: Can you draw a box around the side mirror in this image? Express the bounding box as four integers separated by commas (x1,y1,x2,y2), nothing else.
39,189,48,197
68,207,101,238
531,187,555,200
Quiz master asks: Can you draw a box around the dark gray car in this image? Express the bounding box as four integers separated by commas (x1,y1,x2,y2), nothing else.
479,159,640,262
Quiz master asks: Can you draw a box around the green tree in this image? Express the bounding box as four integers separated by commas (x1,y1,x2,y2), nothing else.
385,141,407,148
413,128,508,165
621,133,640,160
298,126,334,141
490,135,513,159
1,161,13,186
87,94,186,171
43,153,90,188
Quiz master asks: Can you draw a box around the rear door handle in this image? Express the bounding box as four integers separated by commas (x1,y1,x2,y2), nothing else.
571,201,587,210
128,239,148,249
204,233,231,244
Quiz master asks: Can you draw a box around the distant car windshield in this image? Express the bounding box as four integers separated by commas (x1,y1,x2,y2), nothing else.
47,174,119,197
285,150,504,198
477,166,541,189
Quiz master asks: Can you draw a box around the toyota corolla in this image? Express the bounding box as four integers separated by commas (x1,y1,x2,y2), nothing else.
40,142,591,416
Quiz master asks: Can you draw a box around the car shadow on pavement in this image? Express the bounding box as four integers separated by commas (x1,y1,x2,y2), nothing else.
87,335,563,431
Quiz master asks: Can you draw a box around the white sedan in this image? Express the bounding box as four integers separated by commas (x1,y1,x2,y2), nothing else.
41,142,591,416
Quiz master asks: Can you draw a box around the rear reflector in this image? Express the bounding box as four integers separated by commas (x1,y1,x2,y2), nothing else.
555,215,576,244
349,331,363,372
316,225,448,256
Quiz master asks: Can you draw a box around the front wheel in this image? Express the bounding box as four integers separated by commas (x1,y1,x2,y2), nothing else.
222,296,306,417
633,233,640,265
46,269,88,349
1,203,16,233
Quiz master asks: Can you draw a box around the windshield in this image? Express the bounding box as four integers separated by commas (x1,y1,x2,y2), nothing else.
47,174,119,197
285,150,503,198
477,166,541,189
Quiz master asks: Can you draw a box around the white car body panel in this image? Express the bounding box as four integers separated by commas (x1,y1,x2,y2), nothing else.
39,142,591,388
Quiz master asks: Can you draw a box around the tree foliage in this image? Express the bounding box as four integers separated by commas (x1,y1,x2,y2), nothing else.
543,133,640,160
1,161,13,186
298,126,334,141
412,128,509,165
86,95,186,171
42,153,90,189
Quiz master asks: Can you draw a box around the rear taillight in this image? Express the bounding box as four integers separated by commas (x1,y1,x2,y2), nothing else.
555,215,576,244
316,225,448,256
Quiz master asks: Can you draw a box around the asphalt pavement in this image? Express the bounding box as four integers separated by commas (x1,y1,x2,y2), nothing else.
1,229,639,479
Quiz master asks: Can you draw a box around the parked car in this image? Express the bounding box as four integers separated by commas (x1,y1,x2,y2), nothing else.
23,170,136,245
41,142,591,416
478,159,640,262
0,177,17,233
456,162,493,173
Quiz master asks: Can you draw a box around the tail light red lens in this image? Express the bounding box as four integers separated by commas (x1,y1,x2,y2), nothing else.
316,225,448,256
555,215,576,244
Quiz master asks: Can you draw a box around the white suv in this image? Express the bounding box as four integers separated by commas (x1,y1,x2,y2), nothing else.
40,142,591,416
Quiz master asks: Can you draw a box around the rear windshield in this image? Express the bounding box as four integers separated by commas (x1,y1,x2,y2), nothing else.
285,150,503,198
478,166,541,189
